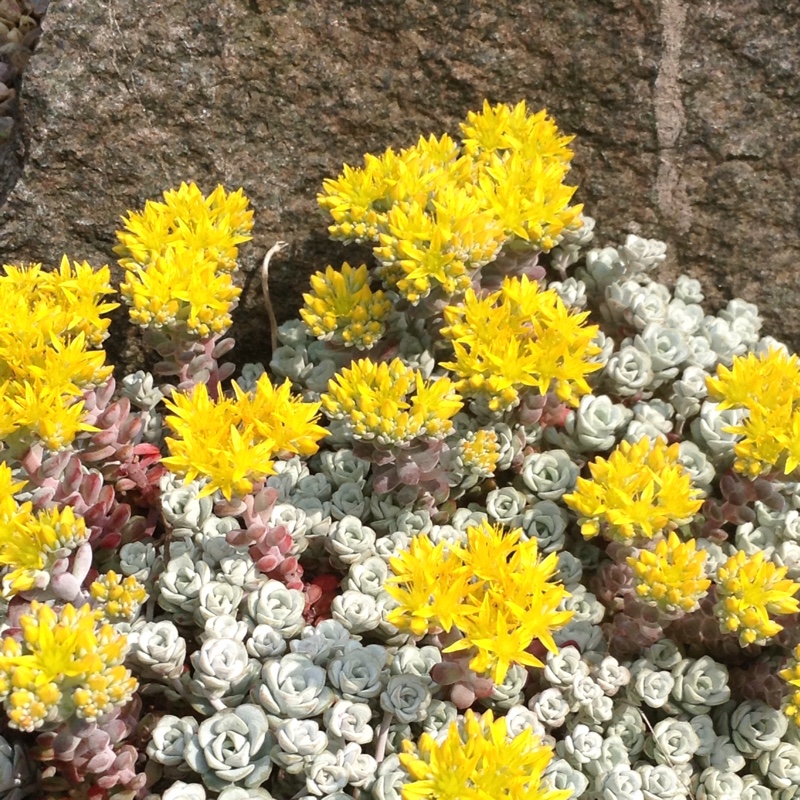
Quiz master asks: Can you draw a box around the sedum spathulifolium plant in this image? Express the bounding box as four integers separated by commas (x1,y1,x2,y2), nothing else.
0,102,798,800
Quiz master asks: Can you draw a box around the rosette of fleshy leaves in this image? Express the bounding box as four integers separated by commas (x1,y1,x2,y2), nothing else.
318,100,581,305
0,258,117,455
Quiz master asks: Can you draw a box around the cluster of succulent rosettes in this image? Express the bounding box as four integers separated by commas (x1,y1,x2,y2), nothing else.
0,601,136,732
300,262,393,350
318,100,580,305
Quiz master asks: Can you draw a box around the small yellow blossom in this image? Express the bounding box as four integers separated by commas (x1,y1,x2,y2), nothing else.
714,550,800,646
441,276,602,413
388,522,572,683
458,429,501,477
90,571,149,623
460,100,575,168
399,708,569,800
564,437,704,543
300,262,392,349
321,358,462,446
0,500,89,597
627,532,711,614
780,645,800,726
0,602,137,731
163,375,326,500
706,348,800,477
386,535,476,637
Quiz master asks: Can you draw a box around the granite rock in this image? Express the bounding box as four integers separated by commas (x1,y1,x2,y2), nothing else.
0,0,799,373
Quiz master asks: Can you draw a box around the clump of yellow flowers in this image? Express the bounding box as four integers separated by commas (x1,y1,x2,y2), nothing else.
300,262,393,350
0,258,117,452
714,549,800,646
627,532,711,614
440,275,602,412
0,602,137,732
781,645,800,727
321,357,463,446
115,182,253,339
399,708,569,800
706,347,800,477
319,100,581,304
0,463,90,597
162,372,328,499
564,436,704,543
387,521,572,683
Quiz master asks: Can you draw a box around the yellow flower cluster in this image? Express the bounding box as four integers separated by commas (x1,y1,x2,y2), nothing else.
90,571,148,623
115,183,253,339
300,262,393,349
386,521,572,684
627,532,710,614
399,708,569,800
318,101,581,304
458,429,501,477
780,645,800,727
564,437,704,543
163,373,328,499
0,464,90,597
0,259,117,451
706,347,800,477
714,550,800,646
0,602,137,731
440,276,602,413
321,358,462,446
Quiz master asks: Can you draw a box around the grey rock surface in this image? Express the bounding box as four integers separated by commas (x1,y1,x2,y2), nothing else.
0,0,799,373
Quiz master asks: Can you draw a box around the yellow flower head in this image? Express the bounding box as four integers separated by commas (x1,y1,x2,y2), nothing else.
116,184,252,339
706,348,800,477
120,247,242,339
780,644,800,727
399,708,569,800
0,602,136,731
115,182,253,273
163,375,327,500
385,535,476,637
627,532,711,614
90,571,149,623
0,260,116,451
440,276,602,413
321,358,462,446
374,186,507,303
300,262,392,349
388,522,572,684
714,550,800,647
458,428,501,478
0,503,89,597
460,100,575,168
564,437,704,543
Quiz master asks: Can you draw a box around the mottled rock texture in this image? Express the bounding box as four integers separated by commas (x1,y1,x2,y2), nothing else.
0,0,799,372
